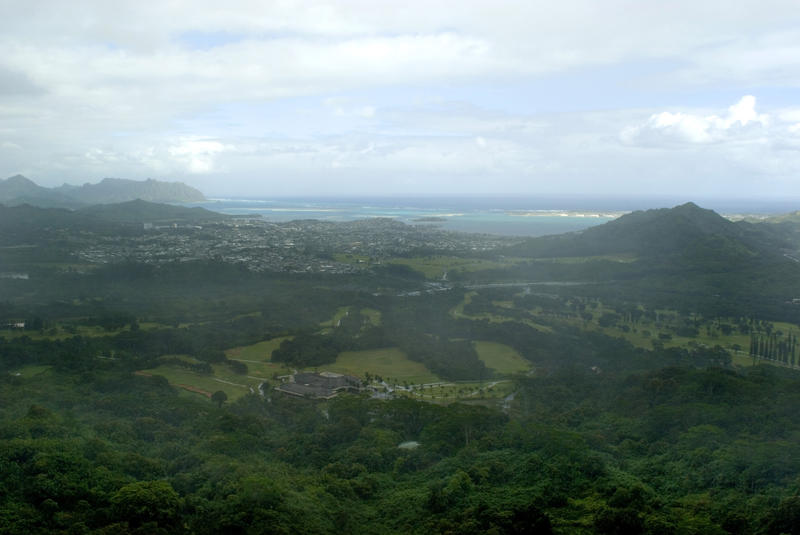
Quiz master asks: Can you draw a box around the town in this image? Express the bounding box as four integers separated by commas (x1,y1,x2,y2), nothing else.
75,216,518,273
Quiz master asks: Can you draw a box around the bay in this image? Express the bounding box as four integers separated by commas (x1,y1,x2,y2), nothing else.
188,197,623,237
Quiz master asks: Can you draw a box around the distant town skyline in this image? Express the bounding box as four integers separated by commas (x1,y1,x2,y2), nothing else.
2,1,800,199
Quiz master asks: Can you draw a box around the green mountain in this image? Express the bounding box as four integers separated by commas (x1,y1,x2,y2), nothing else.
0,174,41,198
506,202,788,263
493,203,800,320
0,200,225,247
0,175,81,208
77,198,224,223
55,177,206,204
0,175,206,208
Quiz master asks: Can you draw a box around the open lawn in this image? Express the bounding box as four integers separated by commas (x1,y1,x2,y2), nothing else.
235,360,290,380
387,256,523,279
361,308,382,326
11,365,52,378
159,354,201,364
320,307,351,328
530,253,638,264
1,319,176,341
450,292,551,332
1,324,135,341
473,341,530,375
140,364,259,402
319,347,439,384
226,336,292,362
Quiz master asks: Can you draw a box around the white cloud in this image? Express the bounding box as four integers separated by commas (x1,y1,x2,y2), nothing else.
168,139,227,173
620,96,769,146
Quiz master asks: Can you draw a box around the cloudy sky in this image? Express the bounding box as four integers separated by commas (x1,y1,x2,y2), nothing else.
2,1,800,199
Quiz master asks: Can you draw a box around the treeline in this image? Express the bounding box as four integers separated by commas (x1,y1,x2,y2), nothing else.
3,359,800,533
750,331,799,365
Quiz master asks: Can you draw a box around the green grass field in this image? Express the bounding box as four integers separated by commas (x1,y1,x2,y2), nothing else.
450,292,552,332
361,308,382,326
11,365,52,378
235,360,290,379
320,307,351,328
473,341,530,375
159,354,201,364
387,256,522,279
332,253,521,279
1,324,136,341
226,336,292,362
0,319,177,341
140,364,260,401
530,253,638,264
319,347,439,384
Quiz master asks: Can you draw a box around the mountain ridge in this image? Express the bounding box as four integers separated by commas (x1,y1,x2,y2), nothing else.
0,175,206,207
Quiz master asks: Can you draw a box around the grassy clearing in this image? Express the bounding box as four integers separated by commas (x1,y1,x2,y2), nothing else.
1,319,178,341
11,365,52,378
159,354,201,364
236,360,289,379
387,256,523,279
140,364,258,401
450,292,552,332
361,308,382,326
226,336,292,362
319,347,439,384
473,341,530,375
732,352,755,368
1,324,131,341
333,253,371,264
320,307,351,328
530,253,638,264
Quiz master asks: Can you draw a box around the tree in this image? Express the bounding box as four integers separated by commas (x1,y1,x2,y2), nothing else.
110,480,181,529
211,390,228,408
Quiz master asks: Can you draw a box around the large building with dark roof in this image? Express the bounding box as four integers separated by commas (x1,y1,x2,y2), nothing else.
275,371,362,399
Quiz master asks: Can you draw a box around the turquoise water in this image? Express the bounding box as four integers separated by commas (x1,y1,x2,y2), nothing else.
189,197,621,237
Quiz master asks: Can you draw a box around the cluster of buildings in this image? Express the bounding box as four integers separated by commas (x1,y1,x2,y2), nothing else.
74,217,515,274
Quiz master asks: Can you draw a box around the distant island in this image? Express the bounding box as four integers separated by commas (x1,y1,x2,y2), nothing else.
0,175,205,208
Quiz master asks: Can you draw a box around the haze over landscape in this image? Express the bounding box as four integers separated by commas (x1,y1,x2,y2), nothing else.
7,3,800,534
2,1,800,199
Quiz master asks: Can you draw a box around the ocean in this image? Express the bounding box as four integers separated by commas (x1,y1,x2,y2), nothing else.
187,196,797,237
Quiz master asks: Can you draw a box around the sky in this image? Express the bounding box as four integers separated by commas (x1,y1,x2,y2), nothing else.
2,1,800,199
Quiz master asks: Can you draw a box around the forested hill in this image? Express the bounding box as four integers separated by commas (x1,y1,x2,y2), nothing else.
0,175,80,209
0,201,226,244
480,202,800,322
77,199,224,223
55,177,206,204
503,202,792,262
0,175,205,207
